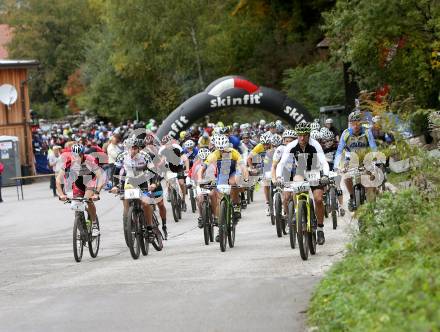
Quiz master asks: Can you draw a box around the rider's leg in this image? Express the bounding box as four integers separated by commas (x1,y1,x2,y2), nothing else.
313,188,326,245
84,189,97,222
229,176,239,205
178,178,186,200
282,192,290,216
312,188,325,226
141,200,153,226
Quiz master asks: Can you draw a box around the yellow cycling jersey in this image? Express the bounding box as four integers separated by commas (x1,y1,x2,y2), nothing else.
251,143,266,155
204,148,242,165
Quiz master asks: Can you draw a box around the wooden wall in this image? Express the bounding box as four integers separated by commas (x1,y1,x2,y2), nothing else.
0,67,33,172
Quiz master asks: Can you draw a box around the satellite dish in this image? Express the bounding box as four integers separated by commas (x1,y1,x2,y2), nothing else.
0,84,18,106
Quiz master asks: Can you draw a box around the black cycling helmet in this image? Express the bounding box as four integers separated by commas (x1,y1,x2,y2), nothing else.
295,122,311,135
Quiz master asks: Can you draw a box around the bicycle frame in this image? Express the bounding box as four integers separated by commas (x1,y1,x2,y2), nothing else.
295,192,312,232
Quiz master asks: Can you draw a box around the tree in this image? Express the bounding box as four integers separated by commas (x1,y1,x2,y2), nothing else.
2,0,99,112
324,0,440,108
282,61,345,117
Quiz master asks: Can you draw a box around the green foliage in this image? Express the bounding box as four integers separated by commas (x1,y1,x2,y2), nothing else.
324,0,440,108
2,0,99,110
282,61,345,117
309,153,440,331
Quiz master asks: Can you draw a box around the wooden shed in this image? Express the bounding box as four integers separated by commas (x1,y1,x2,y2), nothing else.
0,60,39,174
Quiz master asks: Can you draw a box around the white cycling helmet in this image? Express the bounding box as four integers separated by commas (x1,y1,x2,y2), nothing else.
259,119,266,126
310,130,321,140
271,134,282,147
184,140,195,148
259,133,272,144
197,148,211,160
282,129,297,138
214,135,230,150
310,121,320,131
321,128,335,140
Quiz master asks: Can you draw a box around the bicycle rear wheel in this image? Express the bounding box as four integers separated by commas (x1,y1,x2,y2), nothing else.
288,200,296,249
269,183,275,225
308,200,317,255
88,217,100,258
219,200,228,252
296,200,309,260
73,212,84,262
127,206,141,259
190,189,197,213
354,186,362,210
151,213,163,251
139,213,149,256
274,192,283,238
246,188,251,204
123,213,129,247
330,187,338,229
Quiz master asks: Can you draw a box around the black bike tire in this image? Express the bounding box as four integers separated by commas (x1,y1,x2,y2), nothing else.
324,192,329,218
177,194,182,219
297,200,309,260
228,222,235,248
190,189,197,213
219,200,228,252
288,200,296,249
250,188,254,202
246,188,251,204
171,189,179,222
73,212,84,262
202,200,210,245
209,204,214,242
151,213,162,251
269,184,275,225
88,217,100,258
123,213,130,247
330,187,338,229
138,212,148,256
274,192,283,238
308,199,317,255
127,206,141,259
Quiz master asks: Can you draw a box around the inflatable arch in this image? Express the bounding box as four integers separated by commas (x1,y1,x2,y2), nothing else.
157,76,312,139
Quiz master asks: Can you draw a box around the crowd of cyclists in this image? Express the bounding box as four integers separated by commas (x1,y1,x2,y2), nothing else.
48,110,392,260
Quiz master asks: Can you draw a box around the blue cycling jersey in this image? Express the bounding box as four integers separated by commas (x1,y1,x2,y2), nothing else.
334,127,377,168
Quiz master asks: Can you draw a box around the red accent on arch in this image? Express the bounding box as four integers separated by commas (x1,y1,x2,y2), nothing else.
234,78,259,94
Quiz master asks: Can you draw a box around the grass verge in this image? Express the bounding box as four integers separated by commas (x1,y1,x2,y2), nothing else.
308,188,440,331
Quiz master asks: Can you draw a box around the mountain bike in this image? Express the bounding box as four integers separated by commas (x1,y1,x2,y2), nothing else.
166,172,182,222
273,184,287,238
187,178,197,213
217,184,241,252
346,166,367,211
324,171,339,230
124,187,149,259
266,172,275,225
64,197,100,263
198,183,216,245
290,170,321,261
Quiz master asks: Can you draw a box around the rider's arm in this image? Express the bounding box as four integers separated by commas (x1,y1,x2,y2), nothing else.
275,141,296,179
333,130,348,170
310,138,330,176
55,169,65,196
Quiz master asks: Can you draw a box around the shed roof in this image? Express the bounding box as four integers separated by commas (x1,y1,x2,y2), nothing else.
0,59,40,69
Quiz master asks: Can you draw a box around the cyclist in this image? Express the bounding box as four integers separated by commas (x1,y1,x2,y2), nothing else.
247,132,272,215
334,110,378,211
276,122,330,245
56,143,105,236
198,131,211,148
159,135,189,211
183,140,199,169
111,137,162,239
320,127,345,217
271,129,297,220
200,135,249,229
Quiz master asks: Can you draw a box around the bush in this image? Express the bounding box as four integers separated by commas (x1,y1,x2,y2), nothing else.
308,188,440,331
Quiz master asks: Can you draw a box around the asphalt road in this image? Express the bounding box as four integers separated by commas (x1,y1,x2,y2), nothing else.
0,181,354,332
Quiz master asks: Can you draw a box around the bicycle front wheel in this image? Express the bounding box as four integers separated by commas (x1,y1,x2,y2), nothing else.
269,184,275,225
73,212,84,262
151,213,163,251
296,200,309,261
202,200,210,245
288,200,296,249
219,200,228,252
127,206,141,259
274,192,283,238
171,189,179,222
88,217,100,258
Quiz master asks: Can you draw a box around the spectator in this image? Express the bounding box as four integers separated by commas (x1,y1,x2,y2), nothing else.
325,118,340,142
106,134,122,187
48,146,63,197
